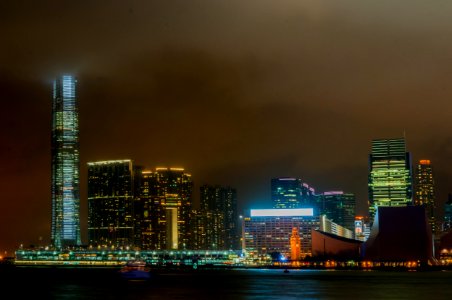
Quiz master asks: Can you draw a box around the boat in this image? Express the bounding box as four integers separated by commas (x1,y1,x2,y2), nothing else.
283,269,290,273
119,260,151,280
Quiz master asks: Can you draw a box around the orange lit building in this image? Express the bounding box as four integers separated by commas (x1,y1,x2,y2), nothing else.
290,227,301,261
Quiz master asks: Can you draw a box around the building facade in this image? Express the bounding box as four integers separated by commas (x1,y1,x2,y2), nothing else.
368,138,413,223
87,160,137,247
317,191,356,231
243,209,318,258
414,160,437,233
271,178,316,209
195,185,238,250
243,208,354,259
138,168,193,250
51,75,81,248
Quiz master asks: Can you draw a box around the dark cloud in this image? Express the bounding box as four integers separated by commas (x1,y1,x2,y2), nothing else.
1,0,452,253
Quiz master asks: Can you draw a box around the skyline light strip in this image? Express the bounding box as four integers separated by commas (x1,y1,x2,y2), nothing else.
250,208,314,217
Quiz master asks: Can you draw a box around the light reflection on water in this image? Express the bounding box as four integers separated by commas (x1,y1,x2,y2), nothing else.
2,268,452,299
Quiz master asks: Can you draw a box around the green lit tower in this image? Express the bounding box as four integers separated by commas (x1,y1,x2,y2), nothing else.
368,138,413,223
271,178,302,209
51,75,81,248
414,160,437,233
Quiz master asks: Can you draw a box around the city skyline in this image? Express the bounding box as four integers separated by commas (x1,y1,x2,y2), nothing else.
2,1,452,254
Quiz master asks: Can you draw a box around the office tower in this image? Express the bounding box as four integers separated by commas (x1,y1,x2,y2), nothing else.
198,185,238,250
87,160,137,247
368,138,413,222
272,178,301,208
414,160,437,233
317,191,356,231
444,194,452,232
139,168,193,250
51,75,81,248
272,178,315,209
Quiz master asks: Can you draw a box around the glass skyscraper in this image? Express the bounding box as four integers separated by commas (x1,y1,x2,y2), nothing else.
317,191,356,232
271,178,302,209
51,75,81,248
368,138,413,223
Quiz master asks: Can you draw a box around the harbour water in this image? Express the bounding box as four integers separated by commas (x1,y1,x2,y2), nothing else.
1,267,452,299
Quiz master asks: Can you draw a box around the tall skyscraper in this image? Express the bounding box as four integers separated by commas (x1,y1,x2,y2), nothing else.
368,138,413,223
414,160,437,233
196,185,238,250
51,75,81,248
138,168,193,250
87,160,137,247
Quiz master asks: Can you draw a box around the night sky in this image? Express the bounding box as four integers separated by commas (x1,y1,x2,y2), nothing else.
1,1,452,254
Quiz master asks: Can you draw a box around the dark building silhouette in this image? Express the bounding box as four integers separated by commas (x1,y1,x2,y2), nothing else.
363,206,434,264
51,75,81,248
194,185,238,250
444,194,452,232
311,230,362,260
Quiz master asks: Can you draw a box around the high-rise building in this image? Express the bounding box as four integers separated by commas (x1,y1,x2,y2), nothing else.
444,194,452,232
414,160,437,233
197,185,238,250
87,160,137,247
138,168,193,250
368,138,413,223
272,178,301,209
271,178,316,209
317,191,356,231
51,75,81,248
191,209,224,250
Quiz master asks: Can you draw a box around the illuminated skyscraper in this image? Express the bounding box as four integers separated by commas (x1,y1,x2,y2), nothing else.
87,160,137,247
272,178,301,208
51,75,81,248
271,178,316,209
414,160,437,233
139,168,193,250
368,138,413,223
